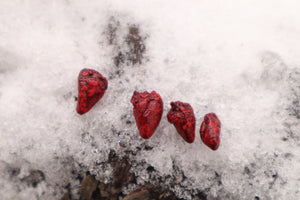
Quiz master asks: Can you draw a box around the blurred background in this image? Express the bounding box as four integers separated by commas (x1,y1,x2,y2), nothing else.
0,0,299,199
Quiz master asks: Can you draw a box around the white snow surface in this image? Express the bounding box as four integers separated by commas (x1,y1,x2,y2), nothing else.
0,0,300,199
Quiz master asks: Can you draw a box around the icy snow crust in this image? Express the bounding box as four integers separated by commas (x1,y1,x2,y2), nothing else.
0,0,300,199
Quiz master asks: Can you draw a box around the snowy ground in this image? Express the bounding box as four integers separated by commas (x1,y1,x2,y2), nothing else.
0,0,300,199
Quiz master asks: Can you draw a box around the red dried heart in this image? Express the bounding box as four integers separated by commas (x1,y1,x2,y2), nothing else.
200,113,221,150
131,91,163,139
76,68,108,115
167,101,195,143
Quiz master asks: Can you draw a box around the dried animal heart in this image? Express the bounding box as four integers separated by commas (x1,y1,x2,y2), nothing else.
200,113,221,150
131,91,163,139
167,101,195,143
76,68,108,115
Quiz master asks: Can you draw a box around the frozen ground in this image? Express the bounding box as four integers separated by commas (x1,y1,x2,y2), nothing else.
0,0,300,199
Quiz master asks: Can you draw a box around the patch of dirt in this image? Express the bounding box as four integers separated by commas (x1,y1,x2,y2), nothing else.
105,17,147,79
21,170,45,188
61,150,182,200
107,17,119,46
126,26,146,65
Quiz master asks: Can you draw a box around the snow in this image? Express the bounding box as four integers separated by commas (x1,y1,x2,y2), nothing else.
0,0,300,199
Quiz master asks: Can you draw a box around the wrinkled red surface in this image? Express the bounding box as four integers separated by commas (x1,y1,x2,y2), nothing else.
76,68,108,115
200,113,221,150
131,91,163,139
167,101,195,143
